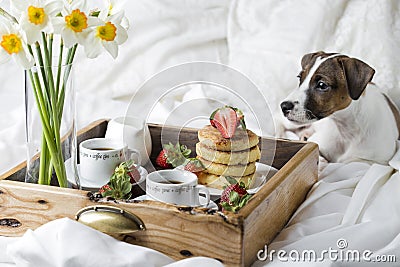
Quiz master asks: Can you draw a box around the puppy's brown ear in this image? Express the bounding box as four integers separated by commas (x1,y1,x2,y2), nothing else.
340,57,375,100
301,51,325,69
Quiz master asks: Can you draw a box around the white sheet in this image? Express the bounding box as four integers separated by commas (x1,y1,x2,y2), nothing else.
1,0,400,266
1,218,223,267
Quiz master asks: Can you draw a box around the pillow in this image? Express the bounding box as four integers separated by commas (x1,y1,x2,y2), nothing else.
74,0,230,99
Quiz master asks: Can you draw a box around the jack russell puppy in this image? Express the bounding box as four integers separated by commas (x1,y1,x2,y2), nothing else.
280,51,400,164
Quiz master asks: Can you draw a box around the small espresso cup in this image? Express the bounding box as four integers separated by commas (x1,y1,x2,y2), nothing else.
79,138,141,186
146,170,210,207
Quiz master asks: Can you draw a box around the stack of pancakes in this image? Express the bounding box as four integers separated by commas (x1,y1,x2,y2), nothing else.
196,125,261,190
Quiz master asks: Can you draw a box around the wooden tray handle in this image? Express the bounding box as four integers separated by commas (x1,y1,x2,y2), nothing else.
75,205,146,234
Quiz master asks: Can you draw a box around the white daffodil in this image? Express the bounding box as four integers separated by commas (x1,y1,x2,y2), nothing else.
103,0,129,29
82,10,128,59
0,18,34,69
53,0,101,48
102,0,124,15
11,0,63,44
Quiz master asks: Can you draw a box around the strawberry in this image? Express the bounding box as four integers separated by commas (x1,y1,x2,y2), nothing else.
156,142,192,169
183,158,205,173
210,106,246,138
100,161,135,199
210,106,238,138
99,184,112,194
221,183,248,203
156,149,172,168
220,177,252,212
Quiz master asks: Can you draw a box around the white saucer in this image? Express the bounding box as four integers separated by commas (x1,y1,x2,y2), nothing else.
65,158,147,190
205,162,278,198
133,195,218,210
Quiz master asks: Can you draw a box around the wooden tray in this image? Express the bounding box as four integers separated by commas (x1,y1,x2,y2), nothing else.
0,120,318,267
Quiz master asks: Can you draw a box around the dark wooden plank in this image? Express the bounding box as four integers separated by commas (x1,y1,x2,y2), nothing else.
147,124,305,170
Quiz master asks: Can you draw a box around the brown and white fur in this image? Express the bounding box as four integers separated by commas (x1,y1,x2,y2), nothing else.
279,51,400,164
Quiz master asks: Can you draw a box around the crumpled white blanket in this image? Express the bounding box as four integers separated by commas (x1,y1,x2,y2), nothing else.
251,143,400,266
0,218,223,267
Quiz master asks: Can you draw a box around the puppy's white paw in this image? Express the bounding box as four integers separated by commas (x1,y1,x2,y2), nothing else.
291,125,315,141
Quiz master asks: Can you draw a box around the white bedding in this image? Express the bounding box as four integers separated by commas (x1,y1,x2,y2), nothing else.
1,0,400,266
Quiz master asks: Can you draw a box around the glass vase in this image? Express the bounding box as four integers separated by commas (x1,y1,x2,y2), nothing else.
25,61,79,188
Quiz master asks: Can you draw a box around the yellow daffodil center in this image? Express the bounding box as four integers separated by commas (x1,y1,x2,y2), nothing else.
96,22,116,41
1,34,23,55
65,9,88,33
28,6,45,25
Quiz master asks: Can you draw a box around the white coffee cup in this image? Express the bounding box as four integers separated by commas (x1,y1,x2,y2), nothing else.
79,138,141,186
105,116,152,165
146,170,210,207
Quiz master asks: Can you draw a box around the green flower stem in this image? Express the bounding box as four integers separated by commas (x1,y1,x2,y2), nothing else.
27,37,74,188
29,67,68,187
29,70,54,184
29,70,52,138
42,34,61,148
38,134,47,184
34,37,69,187
48,34,53,66
57,44,77,116
34,43,51,111
55,40,64,98
26,56,48,185
47,159,53,184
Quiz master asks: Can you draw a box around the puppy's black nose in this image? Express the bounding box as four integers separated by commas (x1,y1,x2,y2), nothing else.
280,101,294,115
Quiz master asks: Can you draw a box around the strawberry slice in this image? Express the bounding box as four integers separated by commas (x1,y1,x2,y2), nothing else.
128,166,141,183
211,106,238,138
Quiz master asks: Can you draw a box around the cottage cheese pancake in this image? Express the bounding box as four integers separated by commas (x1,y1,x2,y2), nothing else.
198,157,256,176
196,143,261,165
198,125,259,152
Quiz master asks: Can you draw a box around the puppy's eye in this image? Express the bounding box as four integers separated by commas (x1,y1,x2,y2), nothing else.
317,81,328,91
